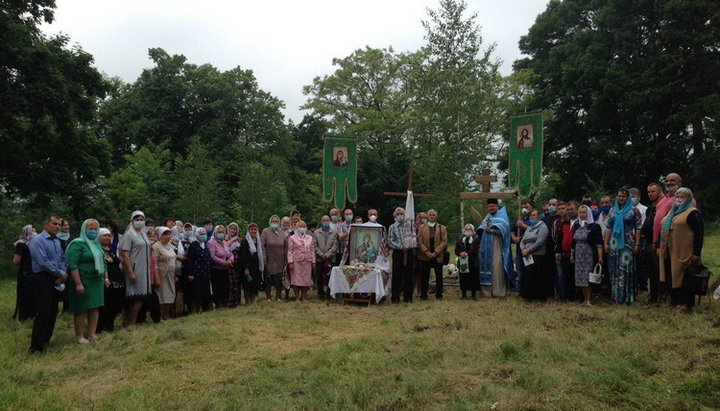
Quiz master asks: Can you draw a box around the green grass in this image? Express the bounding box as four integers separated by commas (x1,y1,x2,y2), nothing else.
1,231,719,410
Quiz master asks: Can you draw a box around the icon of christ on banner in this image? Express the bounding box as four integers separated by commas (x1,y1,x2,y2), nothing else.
516,125,534,148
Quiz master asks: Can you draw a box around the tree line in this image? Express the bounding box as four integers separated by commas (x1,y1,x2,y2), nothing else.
1,0,717,259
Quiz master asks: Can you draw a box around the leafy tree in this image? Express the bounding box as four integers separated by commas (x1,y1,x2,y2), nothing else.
515,0,720,211
0,0,110,212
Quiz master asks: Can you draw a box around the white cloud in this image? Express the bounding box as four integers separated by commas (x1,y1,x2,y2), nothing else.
43,0,548,122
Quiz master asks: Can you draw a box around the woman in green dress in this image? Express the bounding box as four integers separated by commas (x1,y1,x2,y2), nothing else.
66,219,107,344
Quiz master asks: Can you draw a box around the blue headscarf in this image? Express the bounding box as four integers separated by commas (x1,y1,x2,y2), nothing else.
660,189,693,244
610,189,634,250
478,205,516,287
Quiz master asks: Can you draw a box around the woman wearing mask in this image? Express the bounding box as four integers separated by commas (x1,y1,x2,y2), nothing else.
455,223,480,300
570,205,603,306
240,222,264,304
660,188,704,311
66,219,106,343
186,227,212,313
604,188,642,303
225,222,243,307
175,223,195,315
519,210,549,301
261,215,287,302
153,227,177,320
287,221,315,301
97,228,124,333
12,224,36,322
121,211,153,327
207,225,233,308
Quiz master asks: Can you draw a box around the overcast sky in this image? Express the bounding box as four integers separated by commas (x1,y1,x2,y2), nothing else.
42,0,548,123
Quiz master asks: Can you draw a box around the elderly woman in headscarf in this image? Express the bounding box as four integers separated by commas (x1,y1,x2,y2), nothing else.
571,205,604,306
66,218,107,343
239,222,264,304
121,211,153,327
187,227,212,313
175,222,195,315
153,226,177,320
660,187,704,311
455,223,480,300
261,215,286,302
207,224,233,308
12,224,36,322
287,220,314,302
519,209,550,302
97,228,124,333
225,222,243,307
603,188,643,303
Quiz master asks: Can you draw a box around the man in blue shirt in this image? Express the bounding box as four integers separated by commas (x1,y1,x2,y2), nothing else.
28,214,67,353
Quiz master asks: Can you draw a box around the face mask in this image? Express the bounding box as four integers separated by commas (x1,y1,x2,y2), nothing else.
591,210,600,220
421,218,428,224
56,232,70,241
331,215,338,222
297,228,306,235
271,223,280,230
548,206,557,213
521,208,529,216
133,221,145,230
464,230,473,237
183,232,192,239
528,218,539,226
395,215,404,223
600,205,611,213
675,198,685,207
631,197,639,205
85,230,98,240
205,226,213,235
198,235,208,242
215,233,225,240
369,215,377,223
568,211,578,219
345,215,353,223
322,222,330,229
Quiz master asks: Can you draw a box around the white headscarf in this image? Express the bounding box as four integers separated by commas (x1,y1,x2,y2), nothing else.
245,224,264,272
578,205,595,227
15,224,35,246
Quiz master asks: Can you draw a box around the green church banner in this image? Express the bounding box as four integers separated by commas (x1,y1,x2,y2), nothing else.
508,111,543,198
323,135,358,210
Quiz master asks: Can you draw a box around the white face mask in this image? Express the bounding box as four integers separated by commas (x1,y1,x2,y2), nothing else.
464,230,473,237
297,228,306,235
369,215,377,223
133,221,145,230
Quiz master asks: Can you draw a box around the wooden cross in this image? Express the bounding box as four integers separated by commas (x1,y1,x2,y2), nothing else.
383,165,433,264
459,168,515,224
382,165,435,199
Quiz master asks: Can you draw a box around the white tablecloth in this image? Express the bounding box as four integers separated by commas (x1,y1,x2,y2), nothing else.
329,266,391,303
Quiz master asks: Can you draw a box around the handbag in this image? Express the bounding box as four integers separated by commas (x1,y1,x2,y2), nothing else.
684,262,711,296
281,267,291,290
589,263,602,284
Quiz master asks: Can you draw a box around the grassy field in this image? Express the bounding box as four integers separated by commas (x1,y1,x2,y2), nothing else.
1,228,719,410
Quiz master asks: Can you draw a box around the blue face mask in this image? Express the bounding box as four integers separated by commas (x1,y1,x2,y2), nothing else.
421,218,428,225
631,197,639,205
198,235,208,242
568,211,578,219
57,232,70,241
322,222,330,229
345,215,353,223
600,205,611,213
528,218,539,226
331,216,338,222
85,230,98,240
215,234,226,240
183,232,192,239
548,206,557,213
591,210,600,220
204,227,213,237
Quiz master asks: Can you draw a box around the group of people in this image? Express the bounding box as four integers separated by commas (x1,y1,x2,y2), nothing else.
510,173,704,310
10,172,706,353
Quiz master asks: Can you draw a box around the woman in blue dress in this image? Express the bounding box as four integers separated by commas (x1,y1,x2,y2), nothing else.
603,188,642,303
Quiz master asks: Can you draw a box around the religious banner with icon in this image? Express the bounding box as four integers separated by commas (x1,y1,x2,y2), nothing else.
323,134,358,210
508,111,543,197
